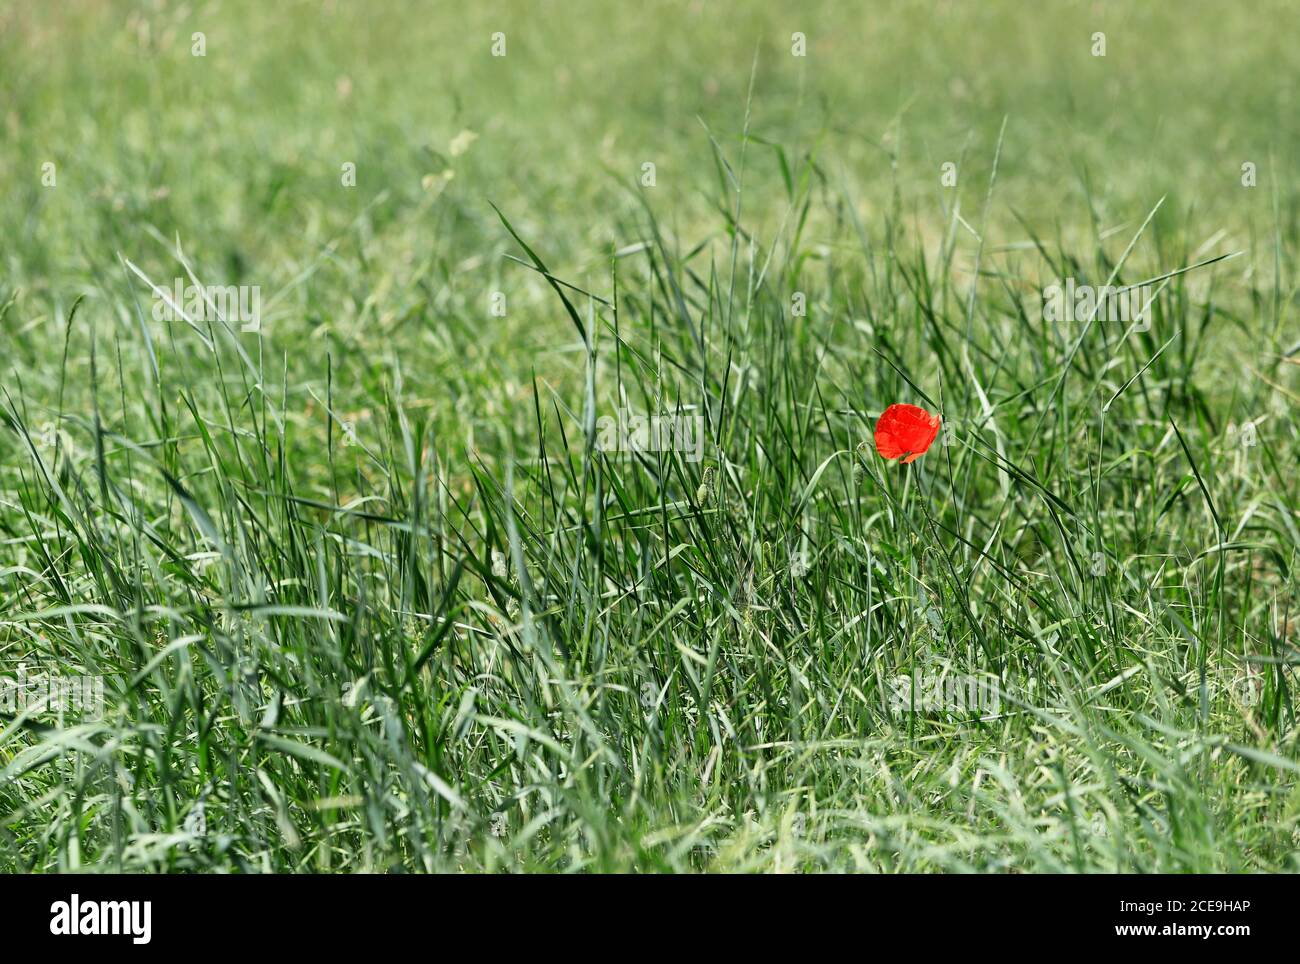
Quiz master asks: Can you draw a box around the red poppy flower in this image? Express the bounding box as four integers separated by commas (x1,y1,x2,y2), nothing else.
874,403,941,463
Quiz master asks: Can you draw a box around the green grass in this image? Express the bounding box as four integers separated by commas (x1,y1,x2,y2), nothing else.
2,0,1300,872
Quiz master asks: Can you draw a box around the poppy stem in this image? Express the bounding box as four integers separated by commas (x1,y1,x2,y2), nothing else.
901,460,913,519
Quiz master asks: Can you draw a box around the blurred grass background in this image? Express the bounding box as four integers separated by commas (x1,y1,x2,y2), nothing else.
5,0,1297,279
5,0,1297,431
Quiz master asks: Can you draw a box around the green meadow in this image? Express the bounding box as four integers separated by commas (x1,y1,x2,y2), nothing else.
2,0,1299,872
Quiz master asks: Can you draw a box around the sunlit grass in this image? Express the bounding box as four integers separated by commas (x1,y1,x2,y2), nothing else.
1,0,1298,873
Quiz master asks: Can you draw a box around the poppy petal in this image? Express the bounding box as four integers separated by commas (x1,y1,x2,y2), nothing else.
874,403,941,463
